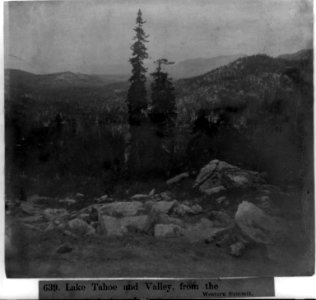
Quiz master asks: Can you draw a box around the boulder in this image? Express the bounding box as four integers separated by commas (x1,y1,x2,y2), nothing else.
151,200,178,214
142,212,184,234
97,201,144,217
166,172,190,185
194,159,264,195
193,160,220,188
68,218,95,236
120,215,148,232
235,201,285,244
154,224,183,238
97,214,148,236
99,216,127,237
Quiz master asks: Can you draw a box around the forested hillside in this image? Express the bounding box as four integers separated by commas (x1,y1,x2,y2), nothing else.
5,49,313,198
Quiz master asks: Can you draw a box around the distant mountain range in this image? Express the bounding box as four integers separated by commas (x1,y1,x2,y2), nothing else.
167,54,246,79
277,48,313,61
5,49,312,101
5,69,129,89
5,53,247,89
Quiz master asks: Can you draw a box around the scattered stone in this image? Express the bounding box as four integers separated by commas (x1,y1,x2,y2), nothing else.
20,202,41,215
191,204,203,214
99,194,109,201
98,201,144,217
151,200,178,214
230,242,246,257
173,204,193,216
203,186,226,196
130,194,149,200
235,201,285,244
173,203,202,216
59,198,77,205
154,224,183,238
43,208,69,221
56,243,73,254
68,218,95,236
160,192,172,201
166,172,190,185
216,196,227,204
28,195,51,203
148,189,156,196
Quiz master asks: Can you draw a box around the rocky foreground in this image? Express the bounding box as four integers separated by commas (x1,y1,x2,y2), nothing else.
6,159,295,264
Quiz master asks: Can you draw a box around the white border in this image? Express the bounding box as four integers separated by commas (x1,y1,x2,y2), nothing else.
0,0,315,299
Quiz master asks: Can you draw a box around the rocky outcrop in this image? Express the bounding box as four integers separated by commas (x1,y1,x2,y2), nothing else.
194,159,264,195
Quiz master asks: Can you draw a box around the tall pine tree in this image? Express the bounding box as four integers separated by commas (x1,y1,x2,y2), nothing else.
150,58,177,132
127,9,149,126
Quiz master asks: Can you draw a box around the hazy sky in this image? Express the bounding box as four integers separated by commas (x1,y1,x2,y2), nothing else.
4,0,313,74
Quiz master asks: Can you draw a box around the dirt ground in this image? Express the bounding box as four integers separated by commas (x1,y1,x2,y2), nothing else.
5,177,314,278
5,214,312,278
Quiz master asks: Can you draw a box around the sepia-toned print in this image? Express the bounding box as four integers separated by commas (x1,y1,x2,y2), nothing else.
4,0,314,278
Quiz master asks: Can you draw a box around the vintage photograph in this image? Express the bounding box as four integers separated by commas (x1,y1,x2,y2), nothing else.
4,0,314,278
